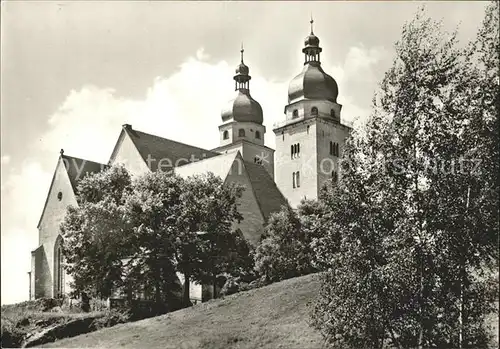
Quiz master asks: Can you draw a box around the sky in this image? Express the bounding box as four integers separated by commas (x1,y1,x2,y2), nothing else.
0,1,489,305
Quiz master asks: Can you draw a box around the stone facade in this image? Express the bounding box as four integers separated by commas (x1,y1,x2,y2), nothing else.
32,156,77,298
30,24,350,303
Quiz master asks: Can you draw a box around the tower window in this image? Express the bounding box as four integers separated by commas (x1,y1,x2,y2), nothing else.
311,106,318,116
296,171,300,188
255,131,261,139
307,125,310,134
291,143,300,159
330,142,339,157
238,129,245,137
223,130,229,140
292,109,299,119
293,172,296,188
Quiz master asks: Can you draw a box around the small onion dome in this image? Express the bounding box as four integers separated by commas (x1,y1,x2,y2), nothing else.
288,63,338,103
221,90,263,124
235,62,249,76
304,33,320,48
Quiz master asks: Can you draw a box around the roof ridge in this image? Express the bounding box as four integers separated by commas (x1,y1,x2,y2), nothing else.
131,128,218,155
61,154,107,167
175,151,238,169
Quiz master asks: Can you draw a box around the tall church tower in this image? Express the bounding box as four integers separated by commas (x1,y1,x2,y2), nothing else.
273,19,351,208
212,47,275,178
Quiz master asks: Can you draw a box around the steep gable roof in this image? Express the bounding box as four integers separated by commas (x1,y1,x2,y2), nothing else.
116,124,220,172
37,152,107,229
61,154,107,192
175,150,288,224
242,160,289,222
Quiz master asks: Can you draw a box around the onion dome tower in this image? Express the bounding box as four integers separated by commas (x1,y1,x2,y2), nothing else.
213,45,274,178
287,18,339,107
221,46,263,124
272,18,351,208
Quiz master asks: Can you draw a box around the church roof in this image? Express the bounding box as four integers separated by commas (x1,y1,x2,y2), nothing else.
121,125,220,172
242,160,288,222
61,153,107,192
175,151,288,224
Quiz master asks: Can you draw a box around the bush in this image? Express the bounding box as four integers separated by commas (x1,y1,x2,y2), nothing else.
219,275,269,297
91,310,130,330
1,320,26,348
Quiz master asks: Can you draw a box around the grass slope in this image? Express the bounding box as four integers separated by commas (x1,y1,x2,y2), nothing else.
42,274,324,349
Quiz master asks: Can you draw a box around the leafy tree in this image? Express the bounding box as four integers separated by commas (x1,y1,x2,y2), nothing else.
123,170,184,308
254,201,319,283
178,173,250,301
312,5,498,348
61,165,133,299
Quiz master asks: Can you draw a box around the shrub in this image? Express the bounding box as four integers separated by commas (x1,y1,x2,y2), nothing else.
91,310,130,330
1,319,26,348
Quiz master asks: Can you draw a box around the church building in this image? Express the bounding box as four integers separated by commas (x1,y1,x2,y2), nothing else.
29,20,352,302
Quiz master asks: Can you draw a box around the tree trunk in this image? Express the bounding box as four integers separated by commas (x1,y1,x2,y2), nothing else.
213,273,217,299
459,186,470,349
183,273,191,306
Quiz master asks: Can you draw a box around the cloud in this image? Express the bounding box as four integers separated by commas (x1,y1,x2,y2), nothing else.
1,45,381,304
1,155,11,165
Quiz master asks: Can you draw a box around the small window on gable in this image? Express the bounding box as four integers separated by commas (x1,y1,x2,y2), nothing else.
223,130,229,140
238,129,245,137
292,109,299,119
255,131,261,139
311,106,318,116
57,192,63,201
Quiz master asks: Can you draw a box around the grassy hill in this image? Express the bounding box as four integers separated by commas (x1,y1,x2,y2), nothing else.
42,274,325,349
38,273,499,349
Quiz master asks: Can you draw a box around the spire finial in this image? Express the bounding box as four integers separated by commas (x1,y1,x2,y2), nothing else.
240,43,244,63
60,148,64,155
310,14,314,34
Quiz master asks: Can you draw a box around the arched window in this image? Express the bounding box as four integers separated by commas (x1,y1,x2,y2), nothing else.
255,130,261,139
307,125,310,134
291,145,294,159
54,236,64,298
238,129,245,137
311,106,318,116
223,130,229,140
296,171,301,187
292,172,296,188
297,143,300,155
329,141,333,155
336,143,340,157
292,109,299,119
